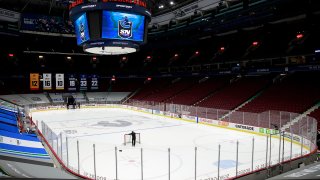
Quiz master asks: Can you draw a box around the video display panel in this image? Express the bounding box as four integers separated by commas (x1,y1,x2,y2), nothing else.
74,13,90,45
102,11,145,42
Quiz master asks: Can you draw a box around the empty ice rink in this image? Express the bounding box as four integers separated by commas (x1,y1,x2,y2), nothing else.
31,108,308,180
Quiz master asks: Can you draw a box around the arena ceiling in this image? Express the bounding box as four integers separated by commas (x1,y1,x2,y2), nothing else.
0,0,197,17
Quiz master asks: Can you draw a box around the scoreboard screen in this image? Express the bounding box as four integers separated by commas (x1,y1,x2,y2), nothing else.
74,13,90,45
102,11,145,42
69,1,151,55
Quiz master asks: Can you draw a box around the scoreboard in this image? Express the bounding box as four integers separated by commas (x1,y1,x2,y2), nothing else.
69,0,151,55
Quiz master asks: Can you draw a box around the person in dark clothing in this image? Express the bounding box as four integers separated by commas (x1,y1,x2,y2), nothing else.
129,131,136,147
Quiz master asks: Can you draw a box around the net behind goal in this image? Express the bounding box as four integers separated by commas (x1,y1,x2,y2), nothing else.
124,133,141,145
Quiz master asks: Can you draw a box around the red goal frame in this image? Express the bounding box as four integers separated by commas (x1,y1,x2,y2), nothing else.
124,133,141,145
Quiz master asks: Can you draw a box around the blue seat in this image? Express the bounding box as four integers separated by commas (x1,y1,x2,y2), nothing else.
0,117,17,126
0,123,18,133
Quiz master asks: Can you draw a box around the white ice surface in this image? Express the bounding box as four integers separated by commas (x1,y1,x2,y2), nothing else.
32,108,308,180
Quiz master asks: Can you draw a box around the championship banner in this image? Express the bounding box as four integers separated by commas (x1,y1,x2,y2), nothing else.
55,73,64,90
79,74,88,91
68,74,77,91
43,73,52,90
90,74,99,91
30,73,39,91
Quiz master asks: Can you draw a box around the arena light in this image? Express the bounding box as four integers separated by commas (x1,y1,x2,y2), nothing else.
67,56,72,60
159,5,164,9
8,53,14,57
146,55,152,59
147,77,152,81
195,51,199,55
296,33,303,39
170,1,174,5
111,75,116,81
39,55,44,59
252,41,259,46
220,47,225,51
174,53,179,57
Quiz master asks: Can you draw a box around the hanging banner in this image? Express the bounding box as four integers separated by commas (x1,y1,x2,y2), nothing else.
90,74,99,91
79,74,87,91
55,73,64,90
43,73,52,90
30,73,39,91
68,74,77,91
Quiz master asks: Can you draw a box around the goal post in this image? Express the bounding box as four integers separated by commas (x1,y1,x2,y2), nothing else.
124,133,141,146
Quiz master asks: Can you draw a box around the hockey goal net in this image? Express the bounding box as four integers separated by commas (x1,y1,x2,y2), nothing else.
124,133,141,145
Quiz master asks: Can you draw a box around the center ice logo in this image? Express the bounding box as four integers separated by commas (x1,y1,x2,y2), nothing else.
95,120,132,127
118,16,132,39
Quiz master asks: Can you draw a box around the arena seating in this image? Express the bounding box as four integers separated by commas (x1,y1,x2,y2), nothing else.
166,77,230,105
0,99,17,111
63,93,86,102
0,106,50,159
0,94,39,105
131,78,173,100
86,92,131,102
49,93,64,103
240,72,320,113
0,94,51,105
197,75,273,110
142,78,198,102
108,78,143,92
18,94,50,104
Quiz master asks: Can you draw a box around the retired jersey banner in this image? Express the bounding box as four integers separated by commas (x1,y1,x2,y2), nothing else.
43,73,52,90
68,74,77,91
79,74,88,91
90,74,99,90
30,73,39,90
55,73,64,90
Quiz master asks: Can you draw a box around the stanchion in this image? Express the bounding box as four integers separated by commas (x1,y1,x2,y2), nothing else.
77,140,80,174
168,148,171,180
301,133,304,156
268,111,271,129
66,137,69,168
280,111,282,129
51,130,53,147
290,125,293,160
56,136,59,156
252,137,254,171
141,148,143,180
269,134,272,167
93,144,96,180
195,147,197,180
236,140,239,177
115,147,118,180
218,144,221,180
265,136,268,167
205,108,207,119
242,112,244,125
282,131,285,163
60,133,63,161
216,109,218,120
278,131,281,164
